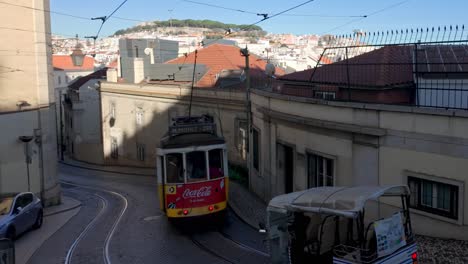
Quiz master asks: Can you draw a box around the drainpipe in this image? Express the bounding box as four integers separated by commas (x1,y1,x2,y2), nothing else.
36,109,45,205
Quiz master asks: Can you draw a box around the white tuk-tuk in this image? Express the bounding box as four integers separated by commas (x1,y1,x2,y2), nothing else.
265,186,418,264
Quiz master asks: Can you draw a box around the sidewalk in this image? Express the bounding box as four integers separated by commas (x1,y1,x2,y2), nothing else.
61,156,155,176
15,195,81,264
228,180,267,229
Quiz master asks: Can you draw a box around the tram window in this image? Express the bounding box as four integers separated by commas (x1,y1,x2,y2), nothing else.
209,149,224,179
186,151,207,182
166,153,184,183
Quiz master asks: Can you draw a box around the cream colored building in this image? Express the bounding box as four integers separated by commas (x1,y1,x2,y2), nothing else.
0,0,60,205
63,69,107,164
249,89,468,240
99,74,247,168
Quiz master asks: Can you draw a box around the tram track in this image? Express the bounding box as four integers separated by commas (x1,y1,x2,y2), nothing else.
190,236,236,264
186,212,269,264
64,193,107,264
60,181,129,264
217,229,269,257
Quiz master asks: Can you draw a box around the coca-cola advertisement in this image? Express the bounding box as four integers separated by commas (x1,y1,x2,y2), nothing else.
166,178,226,209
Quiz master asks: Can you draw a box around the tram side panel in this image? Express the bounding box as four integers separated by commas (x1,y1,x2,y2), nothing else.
156,149,229,218
165,178,228,217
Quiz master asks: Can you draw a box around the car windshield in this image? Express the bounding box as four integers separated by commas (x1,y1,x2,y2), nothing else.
0,198,13,215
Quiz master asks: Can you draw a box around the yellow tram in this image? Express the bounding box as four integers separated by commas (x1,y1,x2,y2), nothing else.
156,115,229,218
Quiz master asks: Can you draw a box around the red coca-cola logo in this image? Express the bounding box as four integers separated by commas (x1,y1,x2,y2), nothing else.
182,186,212,199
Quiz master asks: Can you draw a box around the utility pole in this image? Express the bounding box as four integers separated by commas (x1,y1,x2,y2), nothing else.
168,9,173,28
18,136,33,192
59,90,64,161
240,46,251,190
188,50,198,117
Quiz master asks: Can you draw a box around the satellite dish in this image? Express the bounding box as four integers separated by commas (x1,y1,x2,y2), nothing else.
265,63,276,77
144,48,152,55
144,48,155,64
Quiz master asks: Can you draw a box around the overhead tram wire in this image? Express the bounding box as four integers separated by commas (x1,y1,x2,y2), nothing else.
85,0,130,39
253,0,315,23
321,0,411,34
181,0,258,15
201,0,316,47
0,1,90,20
282,13,366,18
0,26,77,38
0,0,151,34
188,50,198,117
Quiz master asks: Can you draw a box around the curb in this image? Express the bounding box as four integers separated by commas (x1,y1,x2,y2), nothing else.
44,202,82,217
44,195,82,217
227,202,259,231
59,160,154,177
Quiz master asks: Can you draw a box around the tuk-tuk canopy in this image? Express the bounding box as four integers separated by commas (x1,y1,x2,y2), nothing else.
269,186,410,218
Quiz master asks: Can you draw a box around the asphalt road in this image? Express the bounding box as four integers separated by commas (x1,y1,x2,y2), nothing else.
27,163,268,264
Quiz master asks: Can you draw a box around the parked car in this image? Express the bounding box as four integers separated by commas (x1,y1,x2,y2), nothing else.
0,192,43,240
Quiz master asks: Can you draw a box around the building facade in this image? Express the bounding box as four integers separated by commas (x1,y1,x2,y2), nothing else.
99,79,247,168
0,0,60,205
63,69,107,164
249,48,468,240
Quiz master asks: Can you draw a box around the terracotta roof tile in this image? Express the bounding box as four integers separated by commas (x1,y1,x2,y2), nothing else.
53,55,95,71
108,59,118,69
280,46,414,88
166,44,285,88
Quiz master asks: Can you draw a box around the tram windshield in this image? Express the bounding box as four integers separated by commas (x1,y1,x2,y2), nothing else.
209,149,224,179
186,151,208,182
166,153,184,183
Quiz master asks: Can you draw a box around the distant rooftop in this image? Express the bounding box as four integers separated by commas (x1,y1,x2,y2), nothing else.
53,54,95,71
166,44,285,88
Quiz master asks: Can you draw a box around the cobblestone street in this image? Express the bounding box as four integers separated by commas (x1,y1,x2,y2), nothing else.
416,236,468,264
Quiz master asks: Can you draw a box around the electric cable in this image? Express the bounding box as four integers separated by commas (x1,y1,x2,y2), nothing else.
321,0,411,34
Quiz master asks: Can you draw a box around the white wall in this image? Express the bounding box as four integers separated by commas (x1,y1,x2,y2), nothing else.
250,89,468,239
0,0,60,205
417,78,468,109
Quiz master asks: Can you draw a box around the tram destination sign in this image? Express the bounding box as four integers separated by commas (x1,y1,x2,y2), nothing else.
169,123,216,136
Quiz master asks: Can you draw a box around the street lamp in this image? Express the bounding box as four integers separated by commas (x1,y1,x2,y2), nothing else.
18,135,33,192
70,34,85,67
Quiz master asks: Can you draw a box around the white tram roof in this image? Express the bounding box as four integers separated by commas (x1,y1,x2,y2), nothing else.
268,185,410,218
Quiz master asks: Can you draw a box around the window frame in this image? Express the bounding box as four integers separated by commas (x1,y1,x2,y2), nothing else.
110,102,116,119
137,143,145,161
135,108,144,126
185,150,208,183
208,148,225,179
235,118,248,160
408,176,459,220
306,151,336,188
161,146,227,184
165,153,184,184
111,137,118,159
252,127,260,172
314,91,336,100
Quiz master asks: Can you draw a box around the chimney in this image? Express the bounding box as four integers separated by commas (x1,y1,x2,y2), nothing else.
133,58,144,83
117,56,121,77
107,68,118,82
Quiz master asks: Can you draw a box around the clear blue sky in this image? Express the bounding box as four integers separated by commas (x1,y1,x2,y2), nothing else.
50,0,468,38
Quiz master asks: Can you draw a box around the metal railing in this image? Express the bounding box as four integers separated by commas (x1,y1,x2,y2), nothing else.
252,25,468,110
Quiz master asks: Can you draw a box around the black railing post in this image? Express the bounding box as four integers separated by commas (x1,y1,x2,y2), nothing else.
345,47,351,100
414,42,419,107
